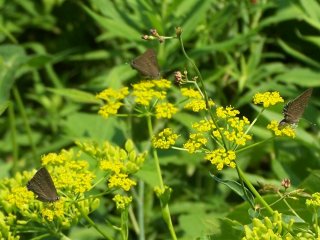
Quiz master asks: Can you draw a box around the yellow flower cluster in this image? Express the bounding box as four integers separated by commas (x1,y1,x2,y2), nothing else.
205,148,236,171
267,120,296,138
41,200,64,221
253,91,284,108
77,140,146,174
108,173,136,191
184,99,215,112
192,119,216,132
6,186,33,210
216,106,240,118
306,192,320,207
155,102,178,119
242,211,294,240
100,160,123,174
97,87,129,101
215,106,252,146
112,194,132,210
96,87,129,118
132,79,171,106
152,128,179,149
181,87,215,112
42,150,95,194
224,117,252,146
183,133,207,153
180,88,202,99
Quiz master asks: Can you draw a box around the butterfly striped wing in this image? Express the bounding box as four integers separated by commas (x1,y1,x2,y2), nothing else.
279,88,313,126
27,167,59,202
130,49,160,78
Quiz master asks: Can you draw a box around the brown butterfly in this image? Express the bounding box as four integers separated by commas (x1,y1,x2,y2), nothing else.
279,88,313,127
130,49,161,79
27,167,59,202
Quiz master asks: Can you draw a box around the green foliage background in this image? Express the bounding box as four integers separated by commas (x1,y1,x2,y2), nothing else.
1,0,320,239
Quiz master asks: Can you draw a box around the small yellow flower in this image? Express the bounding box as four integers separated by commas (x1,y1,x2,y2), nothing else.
216,106,239,118
153,79,171,88
112,194,132,210
6,186,33,210
253,91,284,108
100,160,123,174
306,192,320,207
267,120,296,138
42,208,55,221
181,88,202,99
96,87,129,118
108,173,136,191
192,119,216,132
41,150,95,194
183,133,207,153
98,102,123,118
155,102,178,119
96,87,129,101
133,79,171,106
224,117,252,146
205,148,236,170
42,150,72,165
184,99,214,112
152,128,179,149
41,200,64,221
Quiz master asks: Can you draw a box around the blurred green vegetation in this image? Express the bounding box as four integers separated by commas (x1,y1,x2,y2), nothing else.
1,0,320,239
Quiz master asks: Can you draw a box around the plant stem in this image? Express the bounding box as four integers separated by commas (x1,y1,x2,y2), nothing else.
78,203,112,240
315,207,319,238
138,180,145,240
13,86,38,164
178,34,227,149
237,165,274,215
146,115,177,240
8,101,18,174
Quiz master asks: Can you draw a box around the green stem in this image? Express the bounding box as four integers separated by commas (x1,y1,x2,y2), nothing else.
315,207,319,238
237,165,274,215
13,86,38,164
8,102,18,174
128,205,140,236
138,180,145,240
178,34,227,149
146,115,177,240
281,197,302,220
120,209,129,240
78,203,112,240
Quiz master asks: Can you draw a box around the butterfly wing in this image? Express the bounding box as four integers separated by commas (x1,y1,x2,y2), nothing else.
130,49,160,78
280,88,313,126
27,167,59,202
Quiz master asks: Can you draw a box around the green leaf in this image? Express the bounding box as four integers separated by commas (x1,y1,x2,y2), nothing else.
210,173,255,206
277,39,320,68
0,100,9,116
0,44,28,104
47,88,101,104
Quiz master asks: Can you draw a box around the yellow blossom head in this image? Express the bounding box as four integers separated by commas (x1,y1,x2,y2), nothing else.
267,120,295,138
253,91,284,108
132,79,171,106
205,148,236,170
152,128,179,149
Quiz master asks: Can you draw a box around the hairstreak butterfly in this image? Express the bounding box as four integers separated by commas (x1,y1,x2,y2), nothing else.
27,167,59,202
279,88,313,128
130,48,160,79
